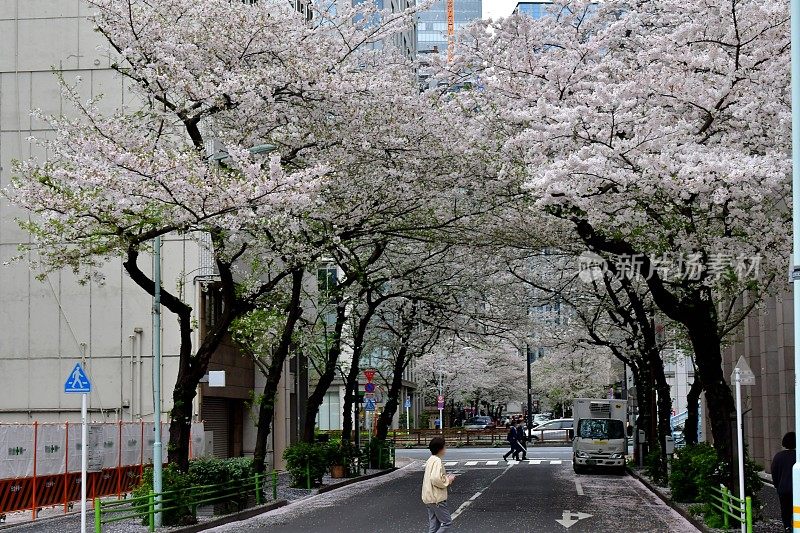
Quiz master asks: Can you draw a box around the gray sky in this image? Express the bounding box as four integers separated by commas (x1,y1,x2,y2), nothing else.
482,0,518,20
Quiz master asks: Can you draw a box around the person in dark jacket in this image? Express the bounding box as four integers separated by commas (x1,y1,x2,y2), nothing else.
516,422,528,460
503,424,519,461
771,431,796,532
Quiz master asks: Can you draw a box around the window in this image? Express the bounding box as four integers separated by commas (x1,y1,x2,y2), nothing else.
317,391,341,430
317,264,338,302
577,419,624,439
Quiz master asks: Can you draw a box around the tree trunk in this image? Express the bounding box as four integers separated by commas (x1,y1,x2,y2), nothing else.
687,320,734,482
302,299,348,443
376,345,410,441
684,378,703,446
652,349,672,481
253,268,305,474
341,299,382,443
124,247,195,471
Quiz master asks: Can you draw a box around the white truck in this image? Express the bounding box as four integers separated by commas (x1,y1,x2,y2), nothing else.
572,398,628,474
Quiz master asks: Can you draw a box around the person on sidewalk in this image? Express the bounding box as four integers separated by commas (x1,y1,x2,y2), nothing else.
503,423,519,461
771,431,796,533
422,436,456,533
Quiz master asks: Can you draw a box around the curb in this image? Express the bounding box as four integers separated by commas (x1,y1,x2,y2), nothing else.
170,500,288,533
627,467,710,533
172,467,400,532
758,471,774,487
317,467,397,494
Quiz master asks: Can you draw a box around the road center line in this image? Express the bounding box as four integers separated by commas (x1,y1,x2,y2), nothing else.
452,461,515,520
575,478,584,496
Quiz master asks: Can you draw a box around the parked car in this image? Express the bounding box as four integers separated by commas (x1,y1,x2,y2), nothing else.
463,416,496,430
528,418,573,442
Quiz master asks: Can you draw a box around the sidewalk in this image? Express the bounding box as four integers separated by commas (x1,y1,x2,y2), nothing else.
755,475,785,533
0,467,397,533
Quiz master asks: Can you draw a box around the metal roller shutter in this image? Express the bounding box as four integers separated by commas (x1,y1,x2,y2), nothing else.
203,397,230,459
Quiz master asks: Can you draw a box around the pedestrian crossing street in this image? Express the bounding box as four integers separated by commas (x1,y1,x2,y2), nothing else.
443,459,571,468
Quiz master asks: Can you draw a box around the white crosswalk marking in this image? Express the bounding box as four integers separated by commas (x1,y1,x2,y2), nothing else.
437,459,571,468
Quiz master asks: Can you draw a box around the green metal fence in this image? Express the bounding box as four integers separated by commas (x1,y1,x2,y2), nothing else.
708,484,752,533
93,471,279,532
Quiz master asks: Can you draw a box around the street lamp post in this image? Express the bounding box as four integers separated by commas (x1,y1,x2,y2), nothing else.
793,0,800,528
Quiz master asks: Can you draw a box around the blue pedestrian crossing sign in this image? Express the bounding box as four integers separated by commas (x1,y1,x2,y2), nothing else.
64,363,91,393
364,398,376,412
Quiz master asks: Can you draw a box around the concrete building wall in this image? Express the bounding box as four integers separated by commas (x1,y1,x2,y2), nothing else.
722,291,795,473
0,3,299,470
0,1,195,424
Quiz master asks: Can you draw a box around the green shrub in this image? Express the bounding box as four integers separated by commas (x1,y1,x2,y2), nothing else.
132,464,195,526
669,443,765,526
644,445,668,486
187,457,254,513
363,439,394,469
669,443,721,502
283,442,330,488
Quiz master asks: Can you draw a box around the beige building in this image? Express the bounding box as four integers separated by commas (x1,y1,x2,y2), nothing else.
0,0,302,470
722,291,795,472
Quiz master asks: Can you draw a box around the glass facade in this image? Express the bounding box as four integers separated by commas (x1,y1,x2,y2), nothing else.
514,2,553,19
416,0,482,54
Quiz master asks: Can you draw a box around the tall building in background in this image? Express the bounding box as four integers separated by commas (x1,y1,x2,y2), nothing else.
513,1,553,18
416,0,482,54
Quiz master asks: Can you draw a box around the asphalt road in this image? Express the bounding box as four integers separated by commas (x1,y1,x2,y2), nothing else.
211,447,698,533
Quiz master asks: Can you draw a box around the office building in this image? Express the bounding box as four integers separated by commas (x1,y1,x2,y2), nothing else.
417,0,482,54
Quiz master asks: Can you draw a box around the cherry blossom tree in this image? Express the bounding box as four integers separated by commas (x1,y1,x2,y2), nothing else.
7,0,435,471
447,0,790,466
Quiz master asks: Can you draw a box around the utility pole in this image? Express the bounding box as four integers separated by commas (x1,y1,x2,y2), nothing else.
526,344,533,431
152,236,163,528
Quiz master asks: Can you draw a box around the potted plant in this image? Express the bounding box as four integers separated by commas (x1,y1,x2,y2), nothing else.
328,440,353,479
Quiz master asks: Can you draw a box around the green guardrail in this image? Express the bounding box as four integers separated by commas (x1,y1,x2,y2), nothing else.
708,484,752,533
93,471,280,532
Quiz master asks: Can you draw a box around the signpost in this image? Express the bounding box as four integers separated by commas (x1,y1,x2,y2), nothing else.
64,362,91,533
437,394,444,432
364,369,376,448
404,397,411,432
732,356,755,533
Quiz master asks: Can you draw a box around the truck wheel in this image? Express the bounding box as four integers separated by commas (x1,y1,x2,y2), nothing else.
573,463,585,475
615,466,627,476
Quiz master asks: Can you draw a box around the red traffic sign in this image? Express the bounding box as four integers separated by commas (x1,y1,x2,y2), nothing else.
437,395,444,409
364,382,376,393
364,369,376,382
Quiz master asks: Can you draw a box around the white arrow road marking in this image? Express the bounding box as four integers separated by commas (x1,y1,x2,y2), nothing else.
556,510,593,529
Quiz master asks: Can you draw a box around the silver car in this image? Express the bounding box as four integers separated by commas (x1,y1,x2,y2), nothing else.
528,418,573,442
463,416,495,430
